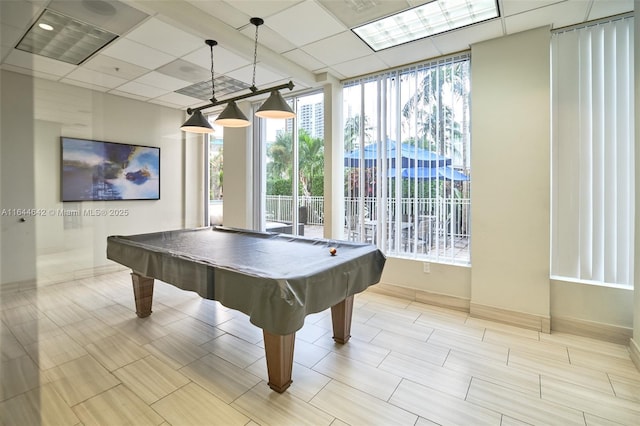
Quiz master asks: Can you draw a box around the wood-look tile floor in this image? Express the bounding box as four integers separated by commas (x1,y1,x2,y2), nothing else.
2,271,640,425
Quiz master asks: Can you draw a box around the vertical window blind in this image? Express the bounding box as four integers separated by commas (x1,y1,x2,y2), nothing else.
551,15,634,287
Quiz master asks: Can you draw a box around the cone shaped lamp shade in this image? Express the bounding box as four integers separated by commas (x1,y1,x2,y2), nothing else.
255,90,295,119
215,101,251,127
180,110,214,133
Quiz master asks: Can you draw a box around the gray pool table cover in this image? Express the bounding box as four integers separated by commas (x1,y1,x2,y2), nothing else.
107,226,386,335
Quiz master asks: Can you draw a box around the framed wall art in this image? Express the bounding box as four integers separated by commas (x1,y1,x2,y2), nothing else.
61,137,160,201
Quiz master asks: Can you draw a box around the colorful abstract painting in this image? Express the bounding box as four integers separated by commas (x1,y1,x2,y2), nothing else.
61,137,160,201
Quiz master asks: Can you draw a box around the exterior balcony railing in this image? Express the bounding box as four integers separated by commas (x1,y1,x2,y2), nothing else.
264,195,470,265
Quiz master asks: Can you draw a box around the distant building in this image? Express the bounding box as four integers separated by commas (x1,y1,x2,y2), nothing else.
286,101,324,139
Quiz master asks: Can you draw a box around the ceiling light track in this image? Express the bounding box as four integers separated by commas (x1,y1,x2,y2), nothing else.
181,17,296,134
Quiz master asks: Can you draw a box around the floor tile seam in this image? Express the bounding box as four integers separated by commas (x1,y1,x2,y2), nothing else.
315,376,415,422
467,376,587,425
539,384,640,425
230,380,338,424
540,374,640,411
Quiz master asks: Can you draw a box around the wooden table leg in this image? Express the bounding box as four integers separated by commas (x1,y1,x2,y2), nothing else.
331,295,354,344
131,273,154,318
263,331,295,393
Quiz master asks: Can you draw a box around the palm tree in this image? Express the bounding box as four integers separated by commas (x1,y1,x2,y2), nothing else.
267,131,293,179
298,129,324,197
401,61,468,158
209,147,223,200
266,129,325,197
344,114,372,151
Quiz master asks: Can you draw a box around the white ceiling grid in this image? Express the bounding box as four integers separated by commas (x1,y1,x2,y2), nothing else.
0,0,633,116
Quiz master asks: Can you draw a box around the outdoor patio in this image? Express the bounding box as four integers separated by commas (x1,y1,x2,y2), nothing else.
301,223,470,264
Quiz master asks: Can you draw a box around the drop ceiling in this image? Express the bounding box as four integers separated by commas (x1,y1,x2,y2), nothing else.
0,0,633,113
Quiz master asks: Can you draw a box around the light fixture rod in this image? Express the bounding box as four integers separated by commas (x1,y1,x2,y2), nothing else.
187,80,294,114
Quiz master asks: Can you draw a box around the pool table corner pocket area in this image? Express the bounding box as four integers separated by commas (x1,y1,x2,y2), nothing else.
107,226,385,393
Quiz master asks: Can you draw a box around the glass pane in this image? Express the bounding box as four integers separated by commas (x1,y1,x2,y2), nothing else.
208,120,224,226
342,57,471,265
297,92,324,238
264,111,294,233
263,93,324,237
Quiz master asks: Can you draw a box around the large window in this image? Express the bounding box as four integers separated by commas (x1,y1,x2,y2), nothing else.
258,92,325,236
207,120,223,225
551,16,634,287
343,54,471,264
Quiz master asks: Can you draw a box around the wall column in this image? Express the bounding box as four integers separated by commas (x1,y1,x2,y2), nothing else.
470,27,551,331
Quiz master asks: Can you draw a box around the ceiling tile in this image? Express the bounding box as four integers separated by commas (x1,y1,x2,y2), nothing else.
504,1,591,33
282,48,326,72
301,31,371,66
152,91,203,108
501,0,565,17
46,0,148,35
0,0,41,29
331,54,389,78
3,49,75,77
318,0,411,28
82,54,150,80
124,17,203,57
133,71,192,91
63,67,127,88
222,0,302,19
226,63,286,87
115,81,169,98
1,24,24,51
238,23,296,54
186,0,248,29
156,59,210,83
266,0,347,47
101,38,175,69
148,98,184,109
59,78,111,92
588,0,633,20
376,38,440,69
182,44,250,75
107,89,150,102
432,20,504,55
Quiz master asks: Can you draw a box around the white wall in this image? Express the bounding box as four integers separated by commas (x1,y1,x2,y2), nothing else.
0,70,202,286
470,26,551,323
632,0,640,362
222,100,253,229
0,71,37,284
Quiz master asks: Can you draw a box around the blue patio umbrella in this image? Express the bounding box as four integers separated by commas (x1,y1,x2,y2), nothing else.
344,140,451,168
388,166,470,181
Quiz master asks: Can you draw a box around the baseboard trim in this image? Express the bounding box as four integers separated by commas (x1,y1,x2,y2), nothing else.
367,283,470,312
470,302,551,333
549,316,632,346
1,264,127,292
0,278,38,293
630,338,640,371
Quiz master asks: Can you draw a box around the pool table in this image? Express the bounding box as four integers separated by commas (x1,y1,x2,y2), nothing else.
106,226,385,392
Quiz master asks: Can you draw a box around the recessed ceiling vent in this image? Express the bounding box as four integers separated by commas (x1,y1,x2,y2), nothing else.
15,8,118,65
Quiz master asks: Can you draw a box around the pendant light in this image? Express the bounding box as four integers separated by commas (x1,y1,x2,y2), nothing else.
180,18,296,133
215,100,250,127
181,39,217,134
256,90,295,119
180,109,213,133
249,18,295,120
